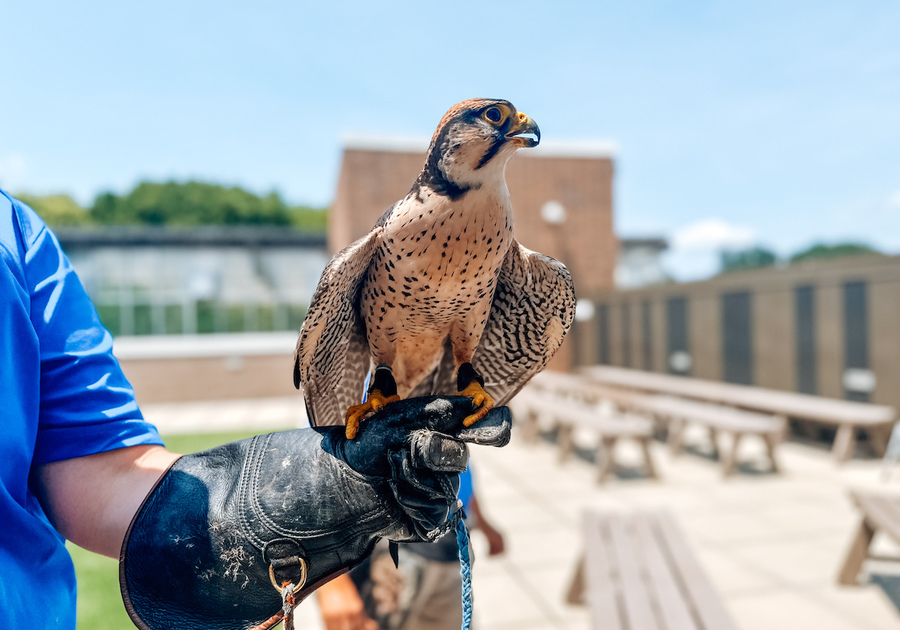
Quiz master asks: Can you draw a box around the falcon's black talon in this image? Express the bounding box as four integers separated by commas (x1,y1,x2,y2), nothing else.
370,364,398,397
456,362,484,391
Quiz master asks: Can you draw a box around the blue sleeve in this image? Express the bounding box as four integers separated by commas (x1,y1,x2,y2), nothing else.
458,465,474,508
4,192,163,464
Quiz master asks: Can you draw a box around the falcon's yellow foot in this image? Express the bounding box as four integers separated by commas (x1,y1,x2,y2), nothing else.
344,389,401,439
457,381,495,427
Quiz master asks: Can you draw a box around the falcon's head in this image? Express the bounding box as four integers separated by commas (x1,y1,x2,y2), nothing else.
417,98,540,200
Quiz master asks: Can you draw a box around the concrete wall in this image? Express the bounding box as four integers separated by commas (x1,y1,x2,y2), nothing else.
114,333,298,404
583,255,900,408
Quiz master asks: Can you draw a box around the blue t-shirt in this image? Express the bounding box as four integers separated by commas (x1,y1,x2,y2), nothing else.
0,190,164,628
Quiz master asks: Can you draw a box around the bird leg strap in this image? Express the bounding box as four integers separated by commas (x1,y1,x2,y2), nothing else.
120,396,511,630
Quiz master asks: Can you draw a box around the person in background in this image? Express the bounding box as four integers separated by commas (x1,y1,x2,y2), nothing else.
316,466,506,630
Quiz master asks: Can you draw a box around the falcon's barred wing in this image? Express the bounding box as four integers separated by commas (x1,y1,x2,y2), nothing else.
293,229,381,426
416,241,576,403
473,242,576,405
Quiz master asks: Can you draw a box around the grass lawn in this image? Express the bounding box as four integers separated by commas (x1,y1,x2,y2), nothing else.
70,429,268,629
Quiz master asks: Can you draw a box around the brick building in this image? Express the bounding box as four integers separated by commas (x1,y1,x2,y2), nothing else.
329,137,618,295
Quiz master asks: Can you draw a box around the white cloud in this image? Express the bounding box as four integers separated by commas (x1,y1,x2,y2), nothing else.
671,218,758,252
0,153,28,191
661,218,761,282
888,189,900,209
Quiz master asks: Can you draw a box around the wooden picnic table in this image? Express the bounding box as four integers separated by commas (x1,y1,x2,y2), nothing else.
635,395,785,477
567,510,738,630
516,388,657,482
582,366,896,462
837,489,900,586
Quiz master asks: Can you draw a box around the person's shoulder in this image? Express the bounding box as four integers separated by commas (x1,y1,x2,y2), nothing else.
0,189,47,267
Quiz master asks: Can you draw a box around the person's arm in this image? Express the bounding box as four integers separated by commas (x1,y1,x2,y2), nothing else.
468,494,505,556
316,574,378,630
10,195,170,559
33,444,181,558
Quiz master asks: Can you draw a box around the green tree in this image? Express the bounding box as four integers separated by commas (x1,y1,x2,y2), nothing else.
790,243,882,264
89,180,299,226
287,205,328,232
16,193,93,227
720,246,778,273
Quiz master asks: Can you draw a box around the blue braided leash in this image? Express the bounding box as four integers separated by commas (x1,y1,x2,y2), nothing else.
456,517,473,630
363,371,474,628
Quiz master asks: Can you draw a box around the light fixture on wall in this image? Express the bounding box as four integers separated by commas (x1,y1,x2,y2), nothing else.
540,200,566,226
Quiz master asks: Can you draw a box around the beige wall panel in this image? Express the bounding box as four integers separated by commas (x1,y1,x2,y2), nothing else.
623,300,641,369
690,295,720,380
870,280,900,408
754,289,795,390
121,354,297,405
572,316,599,366
816,284,844,399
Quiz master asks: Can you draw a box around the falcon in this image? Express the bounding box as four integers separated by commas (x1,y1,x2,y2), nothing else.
294,98,576,438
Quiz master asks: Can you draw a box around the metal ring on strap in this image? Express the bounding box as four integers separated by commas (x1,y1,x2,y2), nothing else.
268,558,308,593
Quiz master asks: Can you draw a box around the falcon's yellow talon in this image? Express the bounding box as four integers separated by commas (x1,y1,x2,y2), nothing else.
343,390,401,439
457,381,495,428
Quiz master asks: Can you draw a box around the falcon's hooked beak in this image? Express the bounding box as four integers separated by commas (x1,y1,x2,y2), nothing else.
506,112,541,148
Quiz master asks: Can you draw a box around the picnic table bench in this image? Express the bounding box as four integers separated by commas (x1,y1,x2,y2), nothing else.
528,369,642,411
511,374,657,482
635,395,786,477
837,489,900,585
567,510,738,630
583,366,896,463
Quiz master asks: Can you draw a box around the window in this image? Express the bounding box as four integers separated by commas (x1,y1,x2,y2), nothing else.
844,281,871,402
666,297,690,375
795,285,816,394
621,302,632,368
597,303,610,364
642,299,653,370
722,291,753,385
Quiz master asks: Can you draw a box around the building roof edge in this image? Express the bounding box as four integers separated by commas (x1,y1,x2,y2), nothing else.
340,134,618,158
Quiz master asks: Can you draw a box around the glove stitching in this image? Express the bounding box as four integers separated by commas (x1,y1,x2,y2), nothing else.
237,433,271,551
244,434,395,543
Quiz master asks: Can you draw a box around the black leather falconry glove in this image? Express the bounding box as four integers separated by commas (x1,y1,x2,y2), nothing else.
119,396,511,630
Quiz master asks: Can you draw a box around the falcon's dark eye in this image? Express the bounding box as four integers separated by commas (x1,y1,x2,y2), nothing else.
483,107,503,124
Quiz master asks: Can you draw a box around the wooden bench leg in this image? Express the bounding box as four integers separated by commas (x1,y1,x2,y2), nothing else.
837,518,876,585
520,411,540,443
796,419,820,441
596,437,616,484
669,417,686,457
867,425,891,458
833,424,857,463
764,433,781,474
565,555,586,605
708,426,720,459
640,438,659,479
720,432,743,477
558,423,574,463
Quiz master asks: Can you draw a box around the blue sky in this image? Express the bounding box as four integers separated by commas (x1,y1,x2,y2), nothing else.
2,1,898,279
